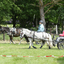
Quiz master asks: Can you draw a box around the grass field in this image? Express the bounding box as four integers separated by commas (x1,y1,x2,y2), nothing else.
0,24,64,64
0,41,64,64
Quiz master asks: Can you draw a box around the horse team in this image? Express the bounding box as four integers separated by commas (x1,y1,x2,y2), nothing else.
0,26,61,49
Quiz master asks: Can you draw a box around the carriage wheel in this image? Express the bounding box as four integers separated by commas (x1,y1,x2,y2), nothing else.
57,41,64,50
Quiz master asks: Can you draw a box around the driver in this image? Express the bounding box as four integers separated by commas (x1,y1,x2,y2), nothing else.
37,20,44,32
36,20,45,44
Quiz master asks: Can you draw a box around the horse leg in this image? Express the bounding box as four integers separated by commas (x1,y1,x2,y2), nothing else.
48,42,52,49
32,42,37,49
9,36,12,44
24,35,29,44
19,40,21,44
49,42,53,49
40,41,45,49
11,40,15,44
19,39,22,44
49,46,51,49
10,36,15,44
10,40,11,44
28,39,31,49
28,38,37,49
46,41,52,49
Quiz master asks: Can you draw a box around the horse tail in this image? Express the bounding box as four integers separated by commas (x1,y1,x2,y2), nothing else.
24,35,29,42
48,34,53,48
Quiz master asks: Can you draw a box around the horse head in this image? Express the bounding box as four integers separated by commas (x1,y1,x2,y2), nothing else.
0,26,10,33
7,28,17,36
20,28,25,39
9,28,16,34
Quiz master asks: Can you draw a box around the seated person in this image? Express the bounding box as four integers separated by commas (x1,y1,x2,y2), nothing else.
36,20,45,44
59,31,64,37
37,20,44,32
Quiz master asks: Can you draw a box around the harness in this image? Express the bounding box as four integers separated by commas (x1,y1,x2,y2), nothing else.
33,31,35,41
29,30,35,42
25,30,52,42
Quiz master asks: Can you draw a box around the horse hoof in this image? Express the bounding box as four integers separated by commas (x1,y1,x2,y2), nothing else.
40,46,42,49
28,46,31,49
49,46,51,49
33,46,37,49
34,47,37,49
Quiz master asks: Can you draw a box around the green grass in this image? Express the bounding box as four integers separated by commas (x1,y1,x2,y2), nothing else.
0,42,64,64
0,24,13,28
0,24,20,28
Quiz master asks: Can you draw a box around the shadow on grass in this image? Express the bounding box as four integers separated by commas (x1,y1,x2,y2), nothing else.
42,48,58,50
0,43,60,50
57,57,64,64
17,47,59,50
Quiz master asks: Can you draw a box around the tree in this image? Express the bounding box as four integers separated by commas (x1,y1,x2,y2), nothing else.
34,0,64,24
39,0,45,25
0,0,22,27
0,0,12,23
0,0,64,28
16,0,39,28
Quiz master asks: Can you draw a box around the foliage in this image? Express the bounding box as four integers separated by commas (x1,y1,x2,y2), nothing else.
0,0,22,22
0,0,40,27
17,0,39,28
44,0,64,25
0,0,64,28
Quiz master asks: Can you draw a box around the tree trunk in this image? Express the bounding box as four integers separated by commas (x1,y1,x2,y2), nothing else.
12,15,16,27
39,0,46,26
13,19,16,27
56,25,58,34
62,21,63,33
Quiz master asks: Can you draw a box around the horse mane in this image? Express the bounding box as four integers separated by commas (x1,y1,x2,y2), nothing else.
23,28,33,33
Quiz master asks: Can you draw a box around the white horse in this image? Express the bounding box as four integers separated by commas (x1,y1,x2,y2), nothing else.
20,28,53,49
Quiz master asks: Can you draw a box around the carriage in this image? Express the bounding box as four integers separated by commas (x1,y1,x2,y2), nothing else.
53,31,64,50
